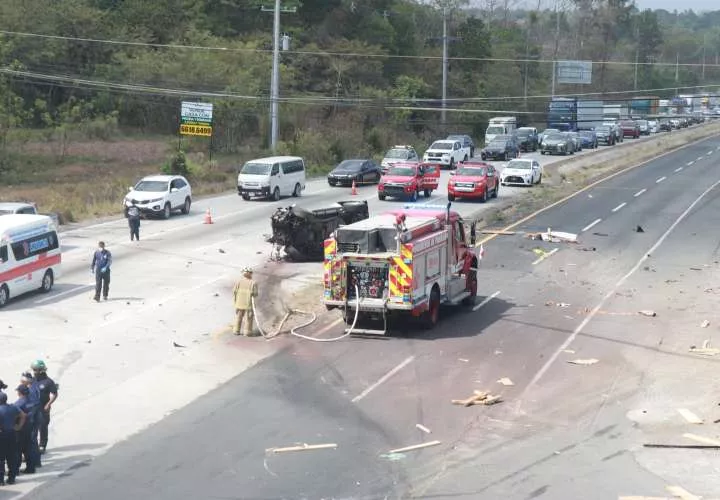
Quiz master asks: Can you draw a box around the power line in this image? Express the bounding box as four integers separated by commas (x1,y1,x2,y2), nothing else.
1,29,719,68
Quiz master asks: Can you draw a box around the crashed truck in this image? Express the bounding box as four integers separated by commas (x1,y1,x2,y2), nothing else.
266,200,369,261
323,204,483,335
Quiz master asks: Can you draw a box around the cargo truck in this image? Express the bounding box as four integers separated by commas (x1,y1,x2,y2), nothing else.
546,98,604,131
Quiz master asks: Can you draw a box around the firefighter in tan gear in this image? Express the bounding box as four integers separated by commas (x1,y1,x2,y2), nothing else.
233,267,258,336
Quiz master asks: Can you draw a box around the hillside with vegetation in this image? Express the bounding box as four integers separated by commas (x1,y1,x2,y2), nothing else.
0,0,719,220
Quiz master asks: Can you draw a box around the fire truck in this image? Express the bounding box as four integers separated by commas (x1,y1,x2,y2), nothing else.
323,204,483,335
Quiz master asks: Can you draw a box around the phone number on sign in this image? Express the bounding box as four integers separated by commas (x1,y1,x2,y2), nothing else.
180,124,212,137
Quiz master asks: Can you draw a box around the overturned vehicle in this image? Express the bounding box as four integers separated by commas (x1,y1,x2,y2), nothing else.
267,200,370,261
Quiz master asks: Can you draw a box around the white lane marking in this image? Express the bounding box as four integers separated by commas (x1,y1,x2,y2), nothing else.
611,202,627,213
634,188,647,197
35,285,94,304
687,161,694,166
193,238,234,253
532,248,559,266
656,176,666,184
674,167,683,173
581,218,602,232
473,290,500,311
522,177,720,395
697,156,703,161
351,355,415,403
708,151,713,156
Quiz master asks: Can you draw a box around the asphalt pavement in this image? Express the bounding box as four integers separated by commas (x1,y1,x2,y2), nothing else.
20,133,720,500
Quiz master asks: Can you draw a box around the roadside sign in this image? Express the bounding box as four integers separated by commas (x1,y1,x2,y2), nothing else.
556,61,592,85
180,102,213,136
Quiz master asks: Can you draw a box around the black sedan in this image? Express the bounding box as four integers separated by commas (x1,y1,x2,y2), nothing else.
481,136,519,161
327,159,382,186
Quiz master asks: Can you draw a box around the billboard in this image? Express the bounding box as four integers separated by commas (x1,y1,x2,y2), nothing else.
180,101,213,137
556,60,592,85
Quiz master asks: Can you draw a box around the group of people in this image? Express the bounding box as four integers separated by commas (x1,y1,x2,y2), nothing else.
0,360,58,486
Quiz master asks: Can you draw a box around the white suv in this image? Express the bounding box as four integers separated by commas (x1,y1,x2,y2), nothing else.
380,145,419,173
124,175,192,219
423,139,470,169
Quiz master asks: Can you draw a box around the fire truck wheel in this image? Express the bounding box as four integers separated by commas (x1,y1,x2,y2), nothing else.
423,287,441,328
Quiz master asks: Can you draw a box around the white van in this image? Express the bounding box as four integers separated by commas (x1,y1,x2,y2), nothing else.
0,214,61,307
237,156,306,201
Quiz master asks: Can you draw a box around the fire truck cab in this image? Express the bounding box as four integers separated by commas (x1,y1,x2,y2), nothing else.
323,204,482,335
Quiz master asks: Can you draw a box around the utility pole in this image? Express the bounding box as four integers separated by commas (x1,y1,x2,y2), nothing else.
675,53,679,83
261,1,296,152
442,7,448,126
550,0,560,97
702,33,707,81
633,25,639,91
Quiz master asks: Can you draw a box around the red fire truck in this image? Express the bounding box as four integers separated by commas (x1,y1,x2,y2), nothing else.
323,204,483,335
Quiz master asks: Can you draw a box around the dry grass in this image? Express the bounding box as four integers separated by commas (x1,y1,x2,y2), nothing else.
476,123,720,230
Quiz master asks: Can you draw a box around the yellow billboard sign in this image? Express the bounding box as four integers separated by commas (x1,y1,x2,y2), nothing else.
180,124,212,137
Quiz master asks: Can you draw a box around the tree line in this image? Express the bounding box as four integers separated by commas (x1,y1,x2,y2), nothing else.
0,0,719,170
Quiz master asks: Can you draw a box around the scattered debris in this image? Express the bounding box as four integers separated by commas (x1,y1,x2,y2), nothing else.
642,266,656,272
678,409,704,424
664,279,679,284
635,225,644,233
388,440,441,454
592,232,608,236
562,349,576,354
451,390,502,407
458,358,469,363
683,433,720,446
481,230,516,235
494,349,503,355
266,443,338,454
172,341,186,348
567,358,599,365
689,267,703,271
497,377,514,386
638,310,657,317
218,248,226,254
379,452,406,461
578,247,596,251
700,320,710,328
545,301,571,308
643,443,720,449
542,230,578,243
688,342,720,356
532,247,548,257
416,424,431,434
666,485,701,500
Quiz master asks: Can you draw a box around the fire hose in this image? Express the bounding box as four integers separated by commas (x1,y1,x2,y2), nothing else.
250,284,360,342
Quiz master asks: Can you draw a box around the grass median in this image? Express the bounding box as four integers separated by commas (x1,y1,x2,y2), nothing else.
475,123,720,230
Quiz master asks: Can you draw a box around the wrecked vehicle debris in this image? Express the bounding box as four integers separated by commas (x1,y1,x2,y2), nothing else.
266,201,369,261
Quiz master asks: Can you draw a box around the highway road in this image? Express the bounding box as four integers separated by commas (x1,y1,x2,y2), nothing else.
2,127,714,499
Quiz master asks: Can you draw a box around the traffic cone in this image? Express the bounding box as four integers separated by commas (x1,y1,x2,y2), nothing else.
204,208,213,224
351,180,358,195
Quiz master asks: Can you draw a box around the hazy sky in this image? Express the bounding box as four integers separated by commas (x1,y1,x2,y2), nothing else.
634,0,716,10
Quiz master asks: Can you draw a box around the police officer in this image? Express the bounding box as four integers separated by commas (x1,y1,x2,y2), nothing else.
125,200,141,242
91,241,112,302
30,361,57,455
13,385,39,474
0,392,25,485
232,267,258,336
19,373,41,469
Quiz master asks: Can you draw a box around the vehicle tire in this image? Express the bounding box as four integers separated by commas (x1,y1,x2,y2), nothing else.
424,189,431,197
492,183,499,198
449,158,455,170
537,174,542,185
181,197,191,215
461,260,478,306
163,203,171,220
272,187,280,201
410,190,418,202
422,286,441,329
540,151,545,155
481,187,488,203
242,194,250,201
40,269,54,293
448,193,455,202
0,284,8,308
378,193,386,201
463,155,468,162
292,183,302,197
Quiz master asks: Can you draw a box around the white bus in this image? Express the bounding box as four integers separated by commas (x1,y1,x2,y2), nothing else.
0,214,61,307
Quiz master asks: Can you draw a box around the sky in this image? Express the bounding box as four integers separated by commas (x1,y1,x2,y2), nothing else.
634,0,716,10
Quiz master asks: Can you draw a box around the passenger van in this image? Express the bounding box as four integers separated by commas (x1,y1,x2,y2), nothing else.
237,156,306,201
0,215,61,307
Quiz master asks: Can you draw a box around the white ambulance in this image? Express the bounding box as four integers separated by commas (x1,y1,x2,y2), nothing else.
0,215,61,307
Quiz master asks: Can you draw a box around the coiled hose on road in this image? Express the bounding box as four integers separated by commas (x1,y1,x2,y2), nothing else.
250,285,360,342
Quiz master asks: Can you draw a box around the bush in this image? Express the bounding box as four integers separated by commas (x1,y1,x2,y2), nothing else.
162,150,190,176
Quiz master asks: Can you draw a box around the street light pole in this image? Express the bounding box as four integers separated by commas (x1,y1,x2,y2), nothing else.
441,7,448,126
270,0,280,152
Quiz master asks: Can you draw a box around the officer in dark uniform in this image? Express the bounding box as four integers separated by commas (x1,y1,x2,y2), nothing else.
30,360,58,454
19,372,41,469
13,385,39,474
0,392,25,485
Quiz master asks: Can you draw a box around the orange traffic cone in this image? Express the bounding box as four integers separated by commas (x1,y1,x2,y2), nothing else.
351,180,358,195
204,208,213,224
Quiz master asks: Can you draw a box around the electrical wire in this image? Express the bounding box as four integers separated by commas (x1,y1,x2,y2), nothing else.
1,28,718,68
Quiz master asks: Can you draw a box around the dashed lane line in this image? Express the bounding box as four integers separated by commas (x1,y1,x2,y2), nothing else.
532,248,559,266
581,218,603,233
634,189,647,197
675,167,683,173
687,161,695,166
351,355,415,403
656,176,666,183
611,202,627,213
473,290,500,311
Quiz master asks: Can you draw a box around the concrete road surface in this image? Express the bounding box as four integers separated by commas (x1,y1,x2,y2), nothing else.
19,134,720,499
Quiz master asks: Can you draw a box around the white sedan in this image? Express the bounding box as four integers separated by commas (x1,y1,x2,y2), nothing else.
500,159,543,186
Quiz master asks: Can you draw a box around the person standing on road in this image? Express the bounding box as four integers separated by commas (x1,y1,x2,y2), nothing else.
232,267,258,336
13,385,39,474
125,200,141,242
0,392,25,485
91,241,112,302
19,373,41,470
30,361,57,455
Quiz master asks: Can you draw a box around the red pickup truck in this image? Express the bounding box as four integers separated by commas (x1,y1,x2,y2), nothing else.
378,162,440,202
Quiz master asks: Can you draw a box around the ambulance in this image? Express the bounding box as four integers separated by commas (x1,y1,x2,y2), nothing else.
323,204,483,335
0,215,61,307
